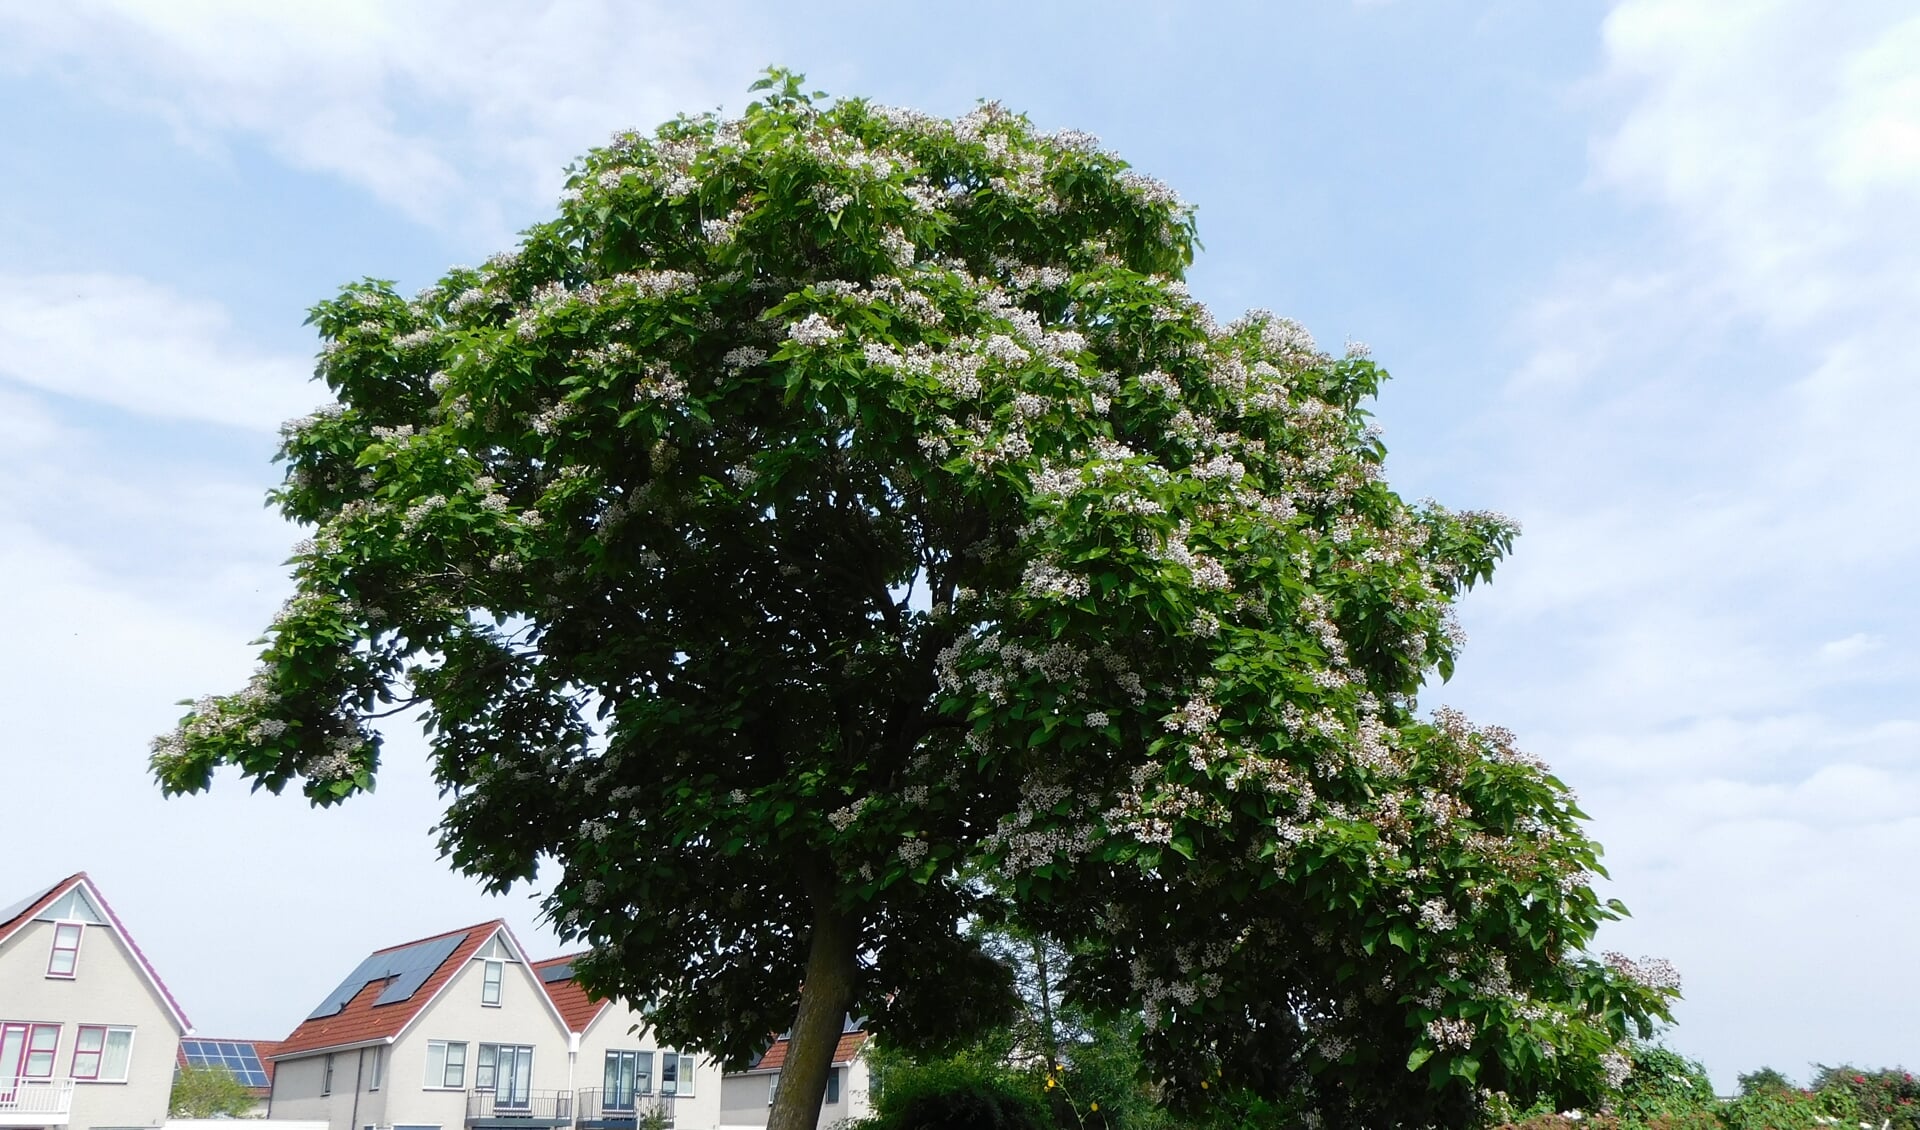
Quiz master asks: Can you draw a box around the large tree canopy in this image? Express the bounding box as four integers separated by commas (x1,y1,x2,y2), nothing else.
153,72,1676,1128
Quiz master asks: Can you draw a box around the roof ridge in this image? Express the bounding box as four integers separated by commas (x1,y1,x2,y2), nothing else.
371,918,504,955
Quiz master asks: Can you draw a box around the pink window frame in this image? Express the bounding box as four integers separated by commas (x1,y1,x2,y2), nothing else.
3,1022,62,1079
70,1025,109,1081
46,923,82,978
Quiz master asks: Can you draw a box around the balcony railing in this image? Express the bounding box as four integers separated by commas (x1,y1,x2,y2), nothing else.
574,1088,675,1128
0,1078,75,1126
464,1089,573,1127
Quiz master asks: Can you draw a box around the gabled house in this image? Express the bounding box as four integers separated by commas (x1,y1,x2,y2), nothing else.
530,956,721,1130
0,872,192,1130
266,922,573,1130
717,1022,871,1130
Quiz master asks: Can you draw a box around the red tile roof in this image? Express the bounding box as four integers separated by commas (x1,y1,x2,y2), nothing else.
273,921,502,1058
532,954,610,1034
0,872,192,1031
750,1030,868,1073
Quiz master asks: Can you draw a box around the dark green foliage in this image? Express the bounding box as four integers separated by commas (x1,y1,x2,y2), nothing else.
863,1052,1049,1130
151,69,1673,1127
1734,1066,1790,1095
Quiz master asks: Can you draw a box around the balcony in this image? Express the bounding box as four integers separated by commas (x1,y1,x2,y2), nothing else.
464,1089,572,1129
574,1088,676,1129
0,1078,74,1128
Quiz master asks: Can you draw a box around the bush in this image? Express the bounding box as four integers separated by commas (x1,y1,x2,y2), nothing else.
1809,1065,1919,1130
860,1054,1049,1130
1721,1085,1856,1130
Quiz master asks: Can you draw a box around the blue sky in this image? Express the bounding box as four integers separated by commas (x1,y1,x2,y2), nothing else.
2,0,1915,1092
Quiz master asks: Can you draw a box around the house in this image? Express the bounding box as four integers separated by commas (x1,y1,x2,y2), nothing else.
530,957,721,1130
265,922,575,1130
175,1038,278,1117
717,1022,871,1130
0,872,192,1130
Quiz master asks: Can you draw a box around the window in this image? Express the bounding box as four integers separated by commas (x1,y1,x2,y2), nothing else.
426,1042,467,1089
658,1053,692,1097
766,1073,778,1107
2,1024,62,1079
603,1050,651,1110
322,1054,335,1096
70,1026,134,1082
825,1067,840,1105
481,961,502,1007
47,923,82,978
477,1046,532,1108
368,1046,383,1091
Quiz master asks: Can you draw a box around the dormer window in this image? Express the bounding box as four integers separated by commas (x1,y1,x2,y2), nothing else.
47,922,82,978
481,961,503,1006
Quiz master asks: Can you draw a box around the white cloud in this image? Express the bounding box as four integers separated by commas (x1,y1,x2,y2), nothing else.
1817,632,1882,664
0,273,317,430
1443,0,1920,1085
0,0,763,231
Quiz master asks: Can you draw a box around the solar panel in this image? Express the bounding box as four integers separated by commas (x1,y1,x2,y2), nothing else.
307,932,469,1019
0,881,61,928
539,962,575,984
181,1040,270,1088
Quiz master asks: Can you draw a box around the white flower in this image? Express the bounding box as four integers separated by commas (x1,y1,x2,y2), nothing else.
786,312,843,347
722,346,768,372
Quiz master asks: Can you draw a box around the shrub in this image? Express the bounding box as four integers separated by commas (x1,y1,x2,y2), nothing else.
861,1054,1049,1130
1809,1065,1919,1130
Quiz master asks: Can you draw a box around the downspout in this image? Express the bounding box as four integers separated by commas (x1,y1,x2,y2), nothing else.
348,1048,365,1130
566,1032,579,1118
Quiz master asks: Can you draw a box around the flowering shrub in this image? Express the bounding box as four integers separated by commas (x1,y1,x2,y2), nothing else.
1808,1066,1919,1129
151,70,1672,1128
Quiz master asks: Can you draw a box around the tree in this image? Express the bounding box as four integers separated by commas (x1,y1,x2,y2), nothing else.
1736,1066,1792,1095
170,1063,256,1119
152,70,1676,1128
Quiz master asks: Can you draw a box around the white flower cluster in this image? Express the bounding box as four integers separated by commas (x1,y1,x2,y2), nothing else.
785,312,843,347
1600,1049,1634,1089
1417,898,1458,933
827,797,870,831
1602,952,1682,994
1019,557,1090,601
982,778,1095,874
721,346,767,372
1425,1017,1475,1050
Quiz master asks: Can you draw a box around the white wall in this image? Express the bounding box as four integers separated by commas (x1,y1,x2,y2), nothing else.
573,1000,721,1130
0,915,183,1130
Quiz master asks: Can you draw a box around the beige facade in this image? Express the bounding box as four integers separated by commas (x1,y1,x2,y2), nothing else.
0,878,188,1130
717,1056,871,1130
568,1000,720,1130
269,928,573,1130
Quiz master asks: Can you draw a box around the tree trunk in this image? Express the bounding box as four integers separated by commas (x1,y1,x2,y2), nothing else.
767,882,859,1130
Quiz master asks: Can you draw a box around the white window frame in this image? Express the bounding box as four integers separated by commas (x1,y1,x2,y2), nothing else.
766,1072,778,1107
368,1045,383,1091
656,1053,696,1097
425,1041,467,1090
481,961,503,1007
321,1053,335,1096
47,922,82,978
825,1066,840,1105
